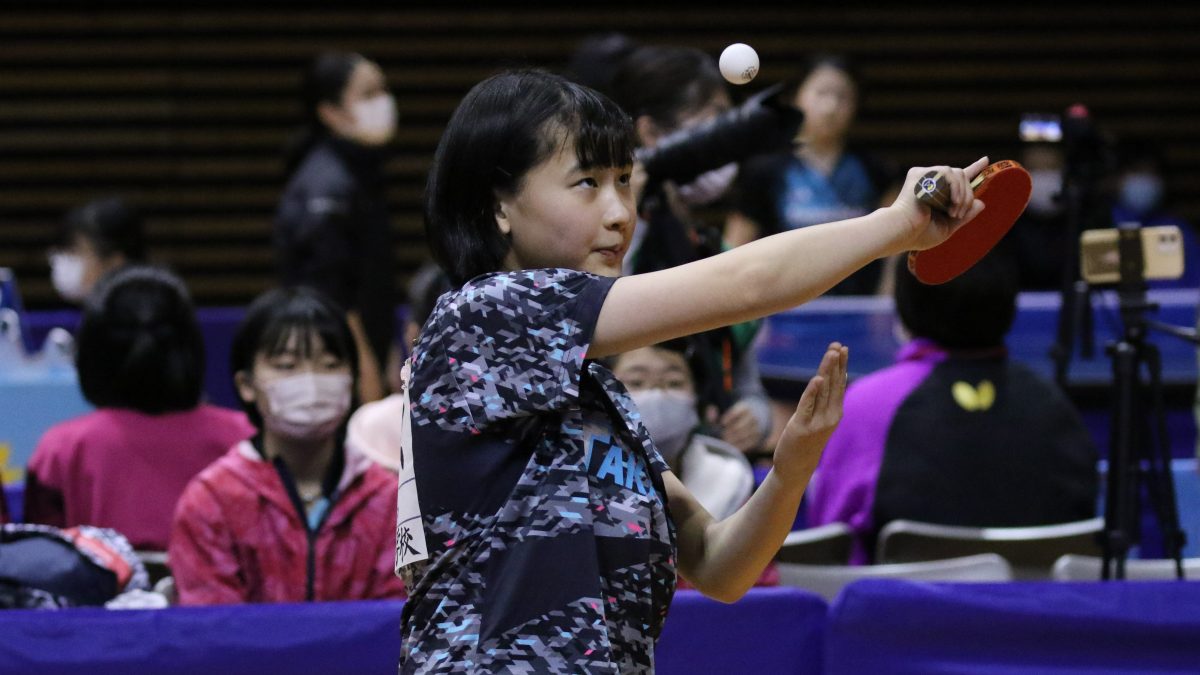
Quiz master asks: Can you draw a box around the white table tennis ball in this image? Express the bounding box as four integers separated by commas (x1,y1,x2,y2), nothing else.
719,43,759,85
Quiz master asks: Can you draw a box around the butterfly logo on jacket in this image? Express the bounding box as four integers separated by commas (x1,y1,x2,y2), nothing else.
951,380,996,412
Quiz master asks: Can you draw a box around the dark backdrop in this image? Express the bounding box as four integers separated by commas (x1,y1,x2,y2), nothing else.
3,4,1198,307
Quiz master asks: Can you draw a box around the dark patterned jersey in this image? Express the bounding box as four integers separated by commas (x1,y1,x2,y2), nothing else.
399,268,678,673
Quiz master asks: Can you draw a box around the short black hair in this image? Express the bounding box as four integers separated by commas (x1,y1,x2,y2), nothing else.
425,69,636,285
61,196,146,262
230,286,359,430
608,45,726,130
894,250,1019,350
76,265,202,413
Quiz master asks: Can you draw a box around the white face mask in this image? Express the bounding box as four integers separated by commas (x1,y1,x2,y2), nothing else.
350,94,397,146
630,388,699,465
259,372,353,441
676,162,738,206
1119,172,1164,216
1026,168,1063,217
49,253,87,302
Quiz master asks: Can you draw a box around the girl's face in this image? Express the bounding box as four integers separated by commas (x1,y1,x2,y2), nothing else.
613,347,694,394
320,59,396,146
49,233,123,303
795,65,858,145
496,138,635,277
235,329,354,442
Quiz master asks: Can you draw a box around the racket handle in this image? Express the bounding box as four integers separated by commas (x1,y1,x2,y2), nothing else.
914,170,952,212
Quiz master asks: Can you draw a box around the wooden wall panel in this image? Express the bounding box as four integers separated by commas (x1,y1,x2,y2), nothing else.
2,5,1198,306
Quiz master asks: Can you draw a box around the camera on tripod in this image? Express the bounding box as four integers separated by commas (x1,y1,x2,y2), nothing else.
635,82,804,188
1080,223,1185,286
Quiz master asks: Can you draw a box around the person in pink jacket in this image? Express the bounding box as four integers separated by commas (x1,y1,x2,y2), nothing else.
169,286,404,604
25,266,254,551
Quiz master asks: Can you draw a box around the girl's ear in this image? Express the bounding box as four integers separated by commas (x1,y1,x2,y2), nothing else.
494,198,512,236
317,100,353,137
234,369,257,405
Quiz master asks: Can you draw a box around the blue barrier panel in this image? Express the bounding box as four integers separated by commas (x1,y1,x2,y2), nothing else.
826,579,1200,675
0,587,824,674
658,587,826,674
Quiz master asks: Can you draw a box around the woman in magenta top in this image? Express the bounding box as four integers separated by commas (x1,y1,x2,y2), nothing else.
24,266,253,550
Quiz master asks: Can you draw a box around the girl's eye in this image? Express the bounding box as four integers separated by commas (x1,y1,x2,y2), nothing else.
618,173,632,186
575,177,598,188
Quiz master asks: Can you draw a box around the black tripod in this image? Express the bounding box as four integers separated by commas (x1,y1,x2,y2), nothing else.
1099,231,1190,580
1051,109,1108,387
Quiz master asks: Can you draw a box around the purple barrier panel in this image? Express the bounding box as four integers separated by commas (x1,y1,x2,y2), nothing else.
195,307,247,410
657,587,826,675
826,580,1200,675
0,586,824,673
0,600,405,675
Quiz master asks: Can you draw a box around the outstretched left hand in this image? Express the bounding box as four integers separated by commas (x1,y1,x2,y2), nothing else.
772,342,848,488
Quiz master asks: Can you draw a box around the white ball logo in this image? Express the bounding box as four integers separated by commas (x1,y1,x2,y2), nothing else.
719,43,760,85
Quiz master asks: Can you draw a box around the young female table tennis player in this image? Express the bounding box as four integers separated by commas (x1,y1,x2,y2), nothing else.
400,68,984,673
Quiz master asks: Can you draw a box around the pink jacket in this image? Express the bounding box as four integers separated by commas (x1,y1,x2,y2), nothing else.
25,405,254,550
169,439,405,605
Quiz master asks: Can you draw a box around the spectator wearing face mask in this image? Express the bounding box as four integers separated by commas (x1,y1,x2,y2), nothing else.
611,341,756,521
1009,143,1071,290
1110,139,1200,289
47,197,145,304
611,341,777,591
275,51,399,405
168,286,405,604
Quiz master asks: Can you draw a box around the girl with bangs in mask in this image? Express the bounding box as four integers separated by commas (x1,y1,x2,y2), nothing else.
168,286,405,604
275,51,400,406
611,339,780,590
610,338,756,521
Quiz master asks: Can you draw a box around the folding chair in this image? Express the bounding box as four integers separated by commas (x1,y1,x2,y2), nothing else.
776,523,853,565
777,553,1013,602
876,517,1104,580
1052,554,1200,581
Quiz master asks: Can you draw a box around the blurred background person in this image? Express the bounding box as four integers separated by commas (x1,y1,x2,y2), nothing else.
606,43,773,455
169,286,404,604
1110,138,1200,289
726,54,898,295
612,339,778,589
24,266,254,551
563,31,638,100
47,196,145,304
611,340,755,520
275,51,398,404
1008,142,1069,290
806,251,1099,563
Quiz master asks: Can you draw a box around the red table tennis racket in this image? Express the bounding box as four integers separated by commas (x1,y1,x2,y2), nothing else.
907,159,1031,284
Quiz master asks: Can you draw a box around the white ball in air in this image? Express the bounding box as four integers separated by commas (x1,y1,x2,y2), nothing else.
719,43,759,85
